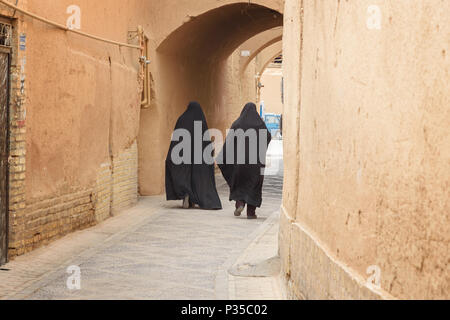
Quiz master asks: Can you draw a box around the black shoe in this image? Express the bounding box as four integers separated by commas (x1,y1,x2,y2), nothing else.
234,201,245,217
234,206,245,217
247,214,258,220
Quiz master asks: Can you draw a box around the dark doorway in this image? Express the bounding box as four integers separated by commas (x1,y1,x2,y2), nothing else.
0,45,10,266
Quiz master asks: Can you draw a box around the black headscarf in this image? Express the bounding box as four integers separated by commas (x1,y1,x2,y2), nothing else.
218,103,272,208
165,102,222,210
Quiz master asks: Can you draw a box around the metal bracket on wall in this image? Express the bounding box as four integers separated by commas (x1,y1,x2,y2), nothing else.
129,26,152,109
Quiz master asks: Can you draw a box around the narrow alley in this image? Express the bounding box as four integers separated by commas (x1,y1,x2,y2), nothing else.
0,145,284,300
0,0,448,303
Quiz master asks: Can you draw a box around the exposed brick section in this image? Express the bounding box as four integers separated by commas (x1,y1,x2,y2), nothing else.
9,190,95,257
8,141,139,259
111,141,138,215
6,16,28,261
93,162,113,223
93,142,139,223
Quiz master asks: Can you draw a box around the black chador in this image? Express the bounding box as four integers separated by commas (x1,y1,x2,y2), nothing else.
218,103,272,219
165,102,222,210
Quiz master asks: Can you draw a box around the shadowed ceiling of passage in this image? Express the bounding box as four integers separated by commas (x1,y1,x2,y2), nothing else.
157,3,283,63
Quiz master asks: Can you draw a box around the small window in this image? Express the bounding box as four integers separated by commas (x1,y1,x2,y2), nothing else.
0,22,12,47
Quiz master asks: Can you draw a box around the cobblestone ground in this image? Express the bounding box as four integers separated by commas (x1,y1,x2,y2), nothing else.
0,142,284,300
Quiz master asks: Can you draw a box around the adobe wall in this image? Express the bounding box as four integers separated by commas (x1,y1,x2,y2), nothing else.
260,67,283,115
1,0,146,257
280,0,449,299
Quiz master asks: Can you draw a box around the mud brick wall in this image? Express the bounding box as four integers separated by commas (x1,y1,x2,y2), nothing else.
8,141,138,258
111,141,138,215
280,0,449,300
94,162,113,223
10,191,95,256
6,14,28,260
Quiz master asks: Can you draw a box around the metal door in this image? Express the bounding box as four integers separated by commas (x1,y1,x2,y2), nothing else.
0,47,10,266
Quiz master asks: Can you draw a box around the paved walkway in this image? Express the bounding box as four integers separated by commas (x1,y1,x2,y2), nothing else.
0,145,284,300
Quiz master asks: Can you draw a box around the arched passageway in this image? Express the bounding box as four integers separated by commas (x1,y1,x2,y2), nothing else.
253,42,283,105
139,3,283,195
256,43,282,77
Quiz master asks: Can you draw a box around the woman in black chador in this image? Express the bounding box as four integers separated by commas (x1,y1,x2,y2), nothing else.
165,101,222,210
218,103,272,219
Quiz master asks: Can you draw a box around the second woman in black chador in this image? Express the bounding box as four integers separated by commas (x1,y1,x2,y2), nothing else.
218,103,272,219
